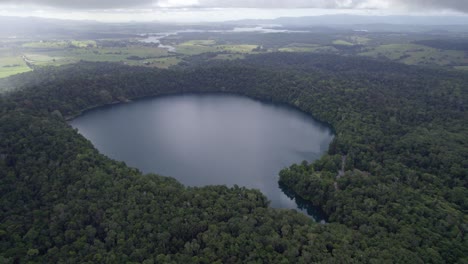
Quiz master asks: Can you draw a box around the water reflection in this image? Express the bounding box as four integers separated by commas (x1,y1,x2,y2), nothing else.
70,94,333,221
279,181,328,223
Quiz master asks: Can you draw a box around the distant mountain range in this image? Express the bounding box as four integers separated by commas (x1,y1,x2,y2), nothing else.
228,15,468,26
0,16,191,39
2,14,468,38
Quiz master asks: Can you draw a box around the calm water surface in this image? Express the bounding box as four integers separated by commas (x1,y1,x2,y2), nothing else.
70,94,333,220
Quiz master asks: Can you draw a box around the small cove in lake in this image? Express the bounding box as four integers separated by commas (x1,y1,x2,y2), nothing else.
70,94,334,221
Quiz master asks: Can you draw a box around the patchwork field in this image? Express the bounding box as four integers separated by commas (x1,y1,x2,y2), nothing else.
3,33,468,79
0,48,32,78
175,40,258,55
0,36,267,78
0,42,179,78
360,43,468,67
332,40,354,46
0,56,31,78
454,65,468,71
279,44,338,53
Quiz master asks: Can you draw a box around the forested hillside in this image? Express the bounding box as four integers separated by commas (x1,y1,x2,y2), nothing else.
0,53,466,263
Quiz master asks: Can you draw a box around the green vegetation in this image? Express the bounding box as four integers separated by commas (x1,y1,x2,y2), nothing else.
22,53,66,67
211,53,245,60
0,53,466,262
22,40,97,49
180,40,217,45
0,48,32,78
43,47,171,63
1,36,262,79
414,39,468,51
332,40,354,46
127,56,182,68
70,40,97,48
4,31,468,79
22,40,70,49
279,44,338,53
0,43,176,78
0,56,31,78
175,40,258,55
348,35,371,44
360,43,468,67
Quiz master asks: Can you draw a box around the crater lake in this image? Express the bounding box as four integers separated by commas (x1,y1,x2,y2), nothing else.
70,94,334,220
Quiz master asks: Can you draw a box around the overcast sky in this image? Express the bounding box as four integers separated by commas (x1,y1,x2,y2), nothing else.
0,0,467,22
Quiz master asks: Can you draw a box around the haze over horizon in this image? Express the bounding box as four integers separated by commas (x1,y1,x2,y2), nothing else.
1,0,468,22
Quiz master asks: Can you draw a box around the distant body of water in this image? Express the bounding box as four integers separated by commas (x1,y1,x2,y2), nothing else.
138,26,308,52
139,34,177,52
70,94,333,221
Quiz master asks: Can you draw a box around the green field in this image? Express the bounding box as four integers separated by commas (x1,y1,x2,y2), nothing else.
22,40,98,49
175,40,258,55
179,40,216,45
0,51,32,78
23,53,68,66
0,40,185,78
279,44,338,53
22,41,70,49
1,44,176,78
0,38,261,78
56,46,169,62
4,35,468,79
348,35,371,44
454,65,468,71
333,40,354,46
360,43,468,66
217,44,258,53
70,40,97,48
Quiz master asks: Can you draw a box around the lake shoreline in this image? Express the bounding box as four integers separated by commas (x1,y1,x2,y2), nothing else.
70,92,334,221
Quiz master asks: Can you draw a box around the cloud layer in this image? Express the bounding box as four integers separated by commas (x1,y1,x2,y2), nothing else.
0,0,155,9
0,0,467,12
397,0,468,13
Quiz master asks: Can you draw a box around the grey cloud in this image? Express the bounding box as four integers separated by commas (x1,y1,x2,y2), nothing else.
0,0,156,9
198,0,468,12
395,0,468,12
194,0,375,9
0,0,467,13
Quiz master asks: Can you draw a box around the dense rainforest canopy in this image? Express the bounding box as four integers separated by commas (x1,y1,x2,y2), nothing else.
0,53,467,263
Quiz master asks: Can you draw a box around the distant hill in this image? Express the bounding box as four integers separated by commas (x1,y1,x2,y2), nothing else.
0,16,228,39
3,14,468,39
230,14,468,25
226,15,468,31
0,16,100,38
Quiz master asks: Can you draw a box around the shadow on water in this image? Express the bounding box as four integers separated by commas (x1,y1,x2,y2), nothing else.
279,182,328,224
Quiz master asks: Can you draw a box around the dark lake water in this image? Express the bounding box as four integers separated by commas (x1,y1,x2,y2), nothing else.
70,94,334,220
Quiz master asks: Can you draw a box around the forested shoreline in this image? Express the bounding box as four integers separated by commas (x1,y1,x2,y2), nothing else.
0,53,466,263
